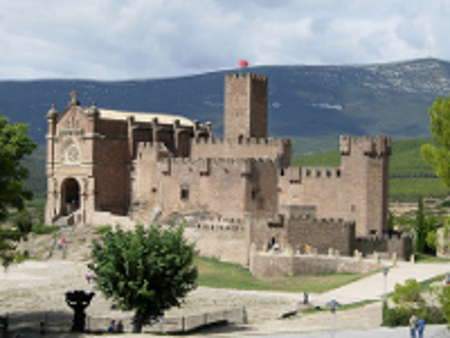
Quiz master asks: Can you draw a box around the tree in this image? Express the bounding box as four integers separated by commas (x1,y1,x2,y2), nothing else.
414,197,436,255
421,98,450,320
392,278,424,307
435,284,450,324
12,208,33,235
89,224,198,333
421,96,450,189
0,114,36,267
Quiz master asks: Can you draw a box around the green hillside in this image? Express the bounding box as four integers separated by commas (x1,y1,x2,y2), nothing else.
291,138,450,199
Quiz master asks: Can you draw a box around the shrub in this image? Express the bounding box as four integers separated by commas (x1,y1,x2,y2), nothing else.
31,223,59,235
93,225,112,235
382,301,446,327
13,209,33,234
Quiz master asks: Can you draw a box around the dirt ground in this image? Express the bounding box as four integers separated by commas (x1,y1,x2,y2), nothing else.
0,259,381,336
0,222,428,336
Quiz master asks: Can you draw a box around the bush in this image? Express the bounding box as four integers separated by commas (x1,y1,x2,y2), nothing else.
14,250,29,263
13,209,33,234
440,200,450,208
31,223,59,235
392,279,424,305
93,225,112,235
382,301,446,327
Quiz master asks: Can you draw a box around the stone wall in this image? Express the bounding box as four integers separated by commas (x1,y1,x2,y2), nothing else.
278,135,391,238
245,212,355,257
183,217,249,266
250,251,382,277
156,158,279,219
286,216,356,256
190,137,291,168
355,234,413,261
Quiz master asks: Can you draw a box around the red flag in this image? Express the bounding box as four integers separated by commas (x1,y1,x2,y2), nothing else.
239,59,249,68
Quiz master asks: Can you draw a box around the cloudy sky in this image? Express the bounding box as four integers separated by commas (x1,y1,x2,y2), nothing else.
1,0,449,80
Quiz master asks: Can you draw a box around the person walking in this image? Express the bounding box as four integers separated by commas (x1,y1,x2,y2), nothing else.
409,314,418,338
417,317,425,338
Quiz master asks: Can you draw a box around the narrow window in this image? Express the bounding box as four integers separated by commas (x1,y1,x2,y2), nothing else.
180,187,189,200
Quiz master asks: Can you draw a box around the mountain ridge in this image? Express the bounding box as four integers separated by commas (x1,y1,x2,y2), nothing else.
1,58,449,156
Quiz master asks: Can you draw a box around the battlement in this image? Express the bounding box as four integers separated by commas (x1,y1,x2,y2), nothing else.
289,215,354,228
356,233,412,243
244,211,353,228
194,137,289,147
340,135,392,156
135,141,170,160
157,157,277,176
302,167,342,179
184,215,246,232
225,73,268,82
136,141,159,150
190,137,291,166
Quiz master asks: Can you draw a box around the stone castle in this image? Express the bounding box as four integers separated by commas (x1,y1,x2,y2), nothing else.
45,72,410,269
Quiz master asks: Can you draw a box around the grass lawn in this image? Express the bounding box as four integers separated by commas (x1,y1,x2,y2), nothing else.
414,253,450,264
195,256,369,293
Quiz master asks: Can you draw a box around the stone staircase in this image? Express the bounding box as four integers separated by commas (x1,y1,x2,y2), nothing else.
48,225,76,260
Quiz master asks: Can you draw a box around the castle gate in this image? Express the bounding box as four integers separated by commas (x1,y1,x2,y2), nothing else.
60,178,80,216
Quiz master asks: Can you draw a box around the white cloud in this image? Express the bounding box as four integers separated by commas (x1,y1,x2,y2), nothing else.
0,0,449,79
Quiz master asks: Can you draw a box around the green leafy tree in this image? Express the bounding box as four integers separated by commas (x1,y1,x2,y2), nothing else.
421,96,450,188
0,114,36,267
435,284,450,324
414,197,436,254
12,208,33,235
392,278,424,307
422,97,450,322
89,224,198,333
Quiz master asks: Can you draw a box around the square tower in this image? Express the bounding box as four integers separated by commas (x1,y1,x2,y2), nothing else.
224,73,268,140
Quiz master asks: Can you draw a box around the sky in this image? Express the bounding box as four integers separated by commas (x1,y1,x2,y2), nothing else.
1,0,449,80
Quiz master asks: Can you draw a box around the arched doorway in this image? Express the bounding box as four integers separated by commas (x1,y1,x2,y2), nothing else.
61,178,80,216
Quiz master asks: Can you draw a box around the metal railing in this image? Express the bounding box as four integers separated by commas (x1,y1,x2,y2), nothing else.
1,307,246,335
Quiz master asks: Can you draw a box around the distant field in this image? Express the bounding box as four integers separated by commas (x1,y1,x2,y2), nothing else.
291,137,450,199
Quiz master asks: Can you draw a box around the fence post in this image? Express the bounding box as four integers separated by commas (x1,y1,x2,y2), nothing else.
182,316,185,332
40,313,47,334
204,313,207,325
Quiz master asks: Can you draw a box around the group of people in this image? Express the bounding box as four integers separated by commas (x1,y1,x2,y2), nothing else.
409,314,425,338
107,320,124,333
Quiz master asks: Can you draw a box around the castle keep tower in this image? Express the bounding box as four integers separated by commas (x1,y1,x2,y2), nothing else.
224,73,268,140
339,135,392,237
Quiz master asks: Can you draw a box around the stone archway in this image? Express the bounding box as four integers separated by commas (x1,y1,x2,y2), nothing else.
61,178,80,216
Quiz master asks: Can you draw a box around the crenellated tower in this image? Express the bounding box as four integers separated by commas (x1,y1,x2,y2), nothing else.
339,135,392,237
224,73,268,140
